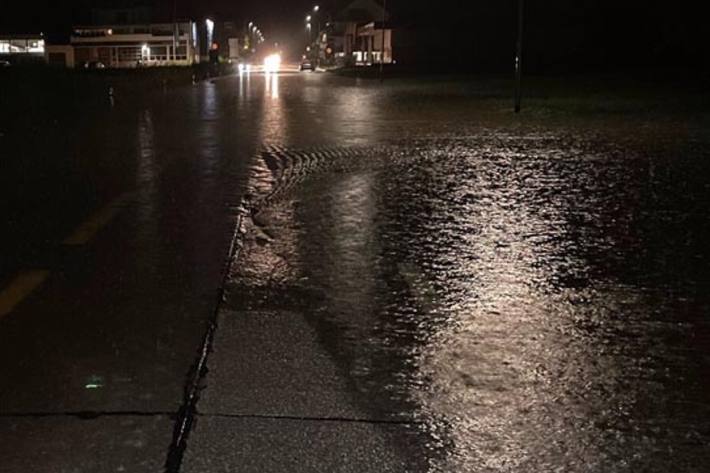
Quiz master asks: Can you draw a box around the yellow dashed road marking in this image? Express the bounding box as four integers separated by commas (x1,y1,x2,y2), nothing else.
63,192,133,246
0,270,50,319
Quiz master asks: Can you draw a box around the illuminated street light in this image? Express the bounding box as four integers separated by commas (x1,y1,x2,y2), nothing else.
206,18,215,50
309,5,322,68
514,0,524,113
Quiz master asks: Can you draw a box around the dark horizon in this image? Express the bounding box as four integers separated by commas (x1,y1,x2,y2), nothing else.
1,1,707,72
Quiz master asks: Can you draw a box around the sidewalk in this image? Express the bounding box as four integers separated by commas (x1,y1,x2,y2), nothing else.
180,149,430,472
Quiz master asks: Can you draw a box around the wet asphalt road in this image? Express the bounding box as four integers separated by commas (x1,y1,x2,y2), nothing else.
1,72,710,472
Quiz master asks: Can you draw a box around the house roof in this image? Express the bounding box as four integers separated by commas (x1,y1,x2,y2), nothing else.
333,0,390,23
0,33,44,40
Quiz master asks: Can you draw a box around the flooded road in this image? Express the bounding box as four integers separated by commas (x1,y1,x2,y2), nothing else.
1,72,709,472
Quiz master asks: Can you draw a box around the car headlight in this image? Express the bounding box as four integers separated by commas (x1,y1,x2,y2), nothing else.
263,54,281,73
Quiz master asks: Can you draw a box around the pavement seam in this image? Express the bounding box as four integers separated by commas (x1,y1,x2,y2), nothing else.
0,410,174,419
195,412,421,425
164,147,397,470
163,179,253,473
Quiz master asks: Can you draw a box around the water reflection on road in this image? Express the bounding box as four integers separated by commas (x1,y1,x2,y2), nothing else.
227,74,710,470
259,72,286,144
10,71,698,471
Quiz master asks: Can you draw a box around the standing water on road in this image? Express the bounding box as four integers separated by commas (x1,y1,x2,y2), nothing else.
2,72,709,472
222,80,710,470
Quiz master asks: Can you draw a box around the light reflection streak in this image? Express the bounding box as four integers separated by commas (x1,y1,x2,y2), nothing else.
334,88,377,146
265,72,279,100
238,72,247,100
135,109,157,227
404,148,651,471
258,72,286,143
198,82,220,177
327,172,377,315
323,171,380,387
239,70,252,104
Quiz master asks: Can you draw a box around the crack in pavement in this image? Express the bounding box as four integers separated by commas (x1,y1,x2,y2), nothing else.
0,411,416,426
163,169,254,473
0,411,175,420
164,146,390,471
195,412,422,426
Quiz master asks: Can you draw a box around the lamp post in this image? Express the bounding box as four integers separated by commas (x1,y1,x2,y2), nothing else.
514,0,524,113
172,0,177,62
379,0,387,80
252,25,259,52
309,6,321,66
313,6,321,41
206,18,214,48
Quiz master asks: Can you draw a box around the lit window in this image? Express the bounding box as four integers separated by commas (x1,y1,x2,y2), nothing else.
28,40,45,53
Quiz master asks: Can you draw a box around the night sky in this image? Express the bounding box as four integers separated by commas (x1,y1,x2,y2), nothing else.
1,0,706,73
0,0,329,35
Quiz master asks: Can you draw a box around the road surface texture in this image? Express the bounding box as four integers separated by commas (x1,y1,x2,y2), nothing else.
1,72,709,472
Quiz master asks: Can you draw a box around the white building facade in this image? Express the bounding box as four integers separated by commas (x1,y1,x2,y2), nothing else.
329,0,394,67
0,34,46,65
70,21,199,68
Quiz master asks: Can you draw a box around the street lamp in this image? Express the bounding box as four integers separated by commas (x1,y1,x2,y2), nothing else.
206,18,214,51
172,0,177,62
309,5,322,67
514,0,524,113
379,0,387,80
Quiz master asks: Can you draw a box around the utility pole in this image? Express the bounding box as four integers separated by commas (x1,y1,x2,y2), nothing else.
172,0,178,62
514,0,524,113
379,0,387,81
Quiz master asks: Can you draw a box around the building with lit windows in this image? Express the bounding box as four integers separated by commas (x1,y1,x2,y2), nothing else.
0,34,46,64
69,21,199,68
328,0,394,66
